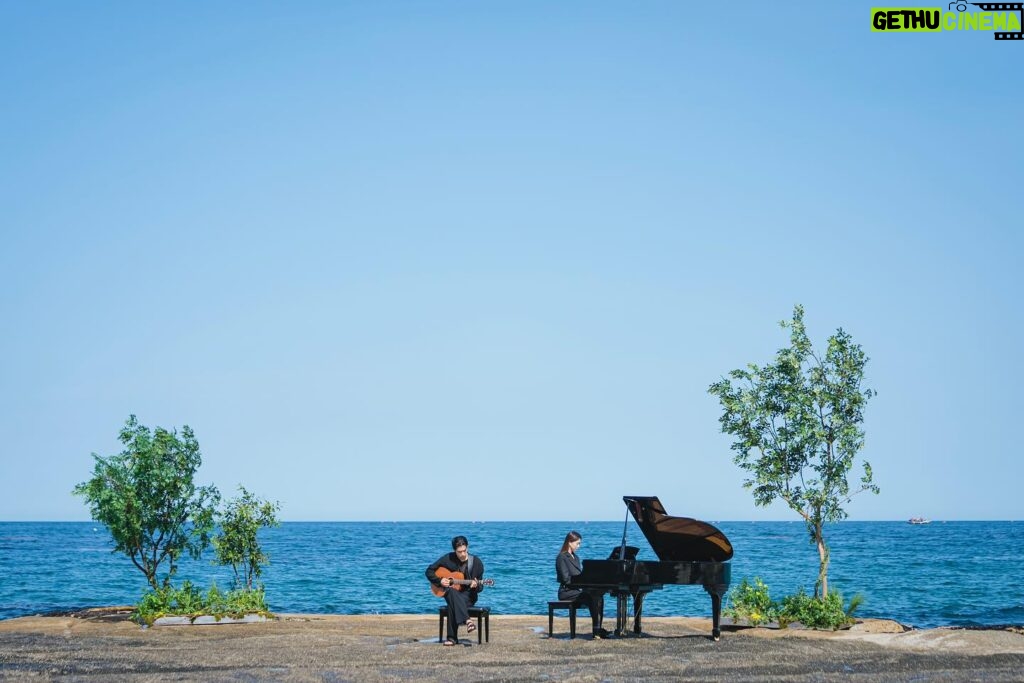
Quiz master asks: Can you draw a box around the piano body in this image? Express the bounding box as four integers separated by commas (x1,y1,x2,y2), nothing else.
568,495,733,640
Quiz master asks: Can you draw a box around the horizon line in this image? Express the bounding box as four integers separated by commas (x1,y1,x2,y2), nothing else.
1,518,1020,524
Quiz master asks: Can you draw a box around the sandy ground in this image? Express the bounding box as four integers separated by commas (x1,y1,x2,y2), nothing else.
2,609,1023,682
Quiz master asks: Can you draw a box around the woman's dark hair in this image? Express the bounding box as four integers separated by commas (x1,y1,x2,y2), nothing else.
559,530,582,554
451,535,469,550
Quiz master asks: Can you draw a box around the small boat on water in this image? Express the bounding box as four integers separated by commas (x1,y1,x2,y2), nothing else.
908,517,931,525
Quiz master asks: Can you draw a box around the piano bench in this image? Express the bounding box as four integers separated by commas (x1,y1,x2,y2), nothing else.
547,600,578,639
438,605,490,644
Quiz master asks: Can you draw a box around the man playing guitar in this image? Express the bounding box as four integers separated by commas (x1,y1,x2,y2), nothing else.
426,535,487,646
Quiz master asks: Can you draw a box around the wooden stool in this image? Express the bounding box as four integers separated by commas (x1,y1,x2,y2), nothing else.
547,599,578,638
438,605,490,644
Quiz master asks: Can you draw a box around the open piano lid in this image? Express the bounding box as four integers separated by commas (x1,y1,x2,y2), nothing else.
624,496,734,562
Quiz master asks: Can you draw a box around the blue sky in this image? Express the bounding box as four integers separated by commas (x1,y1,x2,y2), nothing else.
2,2,1021,522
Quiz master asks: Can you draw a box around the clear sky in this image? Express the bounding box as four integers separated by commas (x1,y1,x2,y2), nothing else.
2,2,1021,522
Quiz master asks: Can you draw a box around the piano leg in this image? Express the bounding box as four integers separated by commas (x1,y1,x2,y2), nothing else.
704,583,728,641
711,591,722,641
632,591,647,634
614,592,629,636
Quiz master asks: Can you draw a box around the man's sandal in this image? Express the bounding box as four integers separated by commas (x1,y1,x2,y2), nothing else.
442,639,456,646
465,620,477,633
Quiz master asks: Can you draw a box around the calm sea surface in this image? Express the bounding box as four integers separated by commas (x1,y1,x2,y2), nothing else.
1,521,1022,628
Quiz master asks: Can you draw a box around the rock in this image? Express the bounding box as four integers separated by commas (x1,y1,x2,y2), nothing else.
849,618,911,634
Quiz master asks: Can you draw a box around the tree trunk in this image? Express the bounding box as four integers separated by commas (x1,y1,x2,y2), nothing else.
815,525,830,598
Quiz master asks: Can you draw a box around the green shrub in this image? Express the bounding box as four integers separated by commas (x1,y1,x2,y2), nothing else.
134,586,174,621
172,580,205,614
132,582,272,626
724,578,865,630
204,582,229,615
724,577,778,626
778,588,862,630
227,586,270,614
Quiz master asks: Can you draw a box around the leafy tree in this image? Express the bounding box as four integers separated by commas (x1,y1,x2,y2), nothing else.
213,486,281,589
708,305,877,597
73,415,220,590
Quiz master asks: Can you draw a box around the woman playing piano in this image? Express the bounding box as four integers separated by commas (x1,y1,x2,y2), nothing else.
555,531,610,639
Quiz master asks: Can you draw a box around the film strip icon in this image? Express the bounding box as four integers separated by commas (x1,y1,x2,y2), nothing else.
969,2,1024,39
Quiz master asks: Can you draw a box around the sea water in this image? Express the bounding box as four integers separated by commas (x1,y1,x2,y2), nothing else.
1,521,1022,628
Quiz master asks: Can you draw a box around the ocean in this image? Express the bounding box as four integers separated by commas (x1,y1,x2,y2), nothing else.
1,521,1021,628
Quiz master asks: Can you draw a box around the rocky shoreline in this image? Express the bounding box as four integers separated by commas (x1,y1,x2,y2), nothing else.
2,610,1023,681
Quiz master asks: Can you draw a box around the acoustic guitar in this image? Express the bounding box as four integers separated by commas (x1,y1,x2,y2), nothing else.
431,566,495,597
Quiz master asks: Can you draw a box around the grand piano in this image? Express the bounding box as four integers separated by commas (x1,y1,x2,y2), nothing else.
568,495,733,640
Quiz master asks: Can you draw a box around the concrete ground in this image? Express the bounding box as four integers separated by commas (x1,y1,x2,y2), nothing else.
2,609,1023,682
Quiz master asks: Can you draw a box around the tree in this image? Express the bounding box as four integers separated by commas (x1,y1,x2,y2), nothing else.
73,415,220,590
708,305,878,597
213,486,281,590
